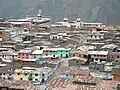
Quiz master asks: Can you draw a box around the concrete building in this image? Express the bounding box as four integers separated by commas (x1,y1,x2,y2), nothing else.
56,48,71,58
87,32,104,41
31,50,43,59
0,28,11,41
17,50,32,59
88,51,109,64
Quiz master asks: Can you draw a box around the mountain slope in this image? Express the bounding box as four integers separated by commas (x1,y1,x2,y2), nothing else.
0,0,120,24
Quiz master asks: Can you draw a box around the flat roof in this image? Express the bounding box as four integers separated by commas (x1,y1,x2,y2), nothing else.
18,49,32,53
19,58,38,62
84,23,103,24
101,44,119,49
43,48,71,51
32,50,43,54
89,51,109,55
91,42,105,45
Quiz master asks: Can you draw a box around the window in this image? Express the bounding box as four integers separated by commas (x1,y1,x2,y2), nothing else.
66,54,68,58
20,78,23,80
117,56,120,58
42,74,44,76
17,73,20,75
103,55,105,57
83,55,87,58
73,81,96,86
100,59,106,62
46,54,48,56
77,61,79,63
31,61,34,63
35,74,38,76
79,55,81,57
26,53,29,56
24,73,27,76
73,54,75,57
112,56,114,58
29,77,33,81
0,32,2,35
35,79,38,81
3,73,5,75
34,55,36,58
100,55,103,57
95,59,98,61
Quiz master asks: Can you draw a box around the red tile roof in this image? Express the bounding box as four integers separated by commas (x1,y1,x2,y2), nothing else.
59,66,90,75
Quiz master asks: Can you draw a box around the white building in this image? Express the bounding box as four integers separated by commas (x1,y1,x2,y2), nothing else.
55,18,71,27
83,23,103,28
31,50,43,59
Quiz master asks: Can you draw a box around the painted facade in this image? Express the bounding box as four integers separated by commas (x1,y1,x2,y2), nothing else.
14,59,38,65
17,50,32,59
14,69,30,81
56,48,71,58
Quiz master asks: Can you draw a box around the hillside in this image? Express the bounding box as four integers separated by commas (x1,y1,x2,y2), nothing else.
0,0,120,24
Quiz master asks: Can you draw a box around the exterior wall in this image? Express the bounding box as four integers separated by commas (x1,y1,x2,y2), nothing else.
1,42,16,49
90,54,108,64
0,22,11,28
56,50,70,57
11,23,31,29
1,73,13,80
31,54,42,59
71,52,80,57
71,52,88,59
57,73,73,78
14,72,29,81
18,53,30,59
0,30,11,41
28,74,42,84
87,34,104,40
44,72,51,82
0,54,13,59
110,53,120,62
43,50,56,57
84,23,102,27
28,72,51,84
14,60,36,65
50,35,63,40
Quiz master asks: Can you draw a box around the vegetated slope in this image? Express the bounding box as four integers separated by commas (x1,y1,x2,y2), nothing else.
0,0,120,24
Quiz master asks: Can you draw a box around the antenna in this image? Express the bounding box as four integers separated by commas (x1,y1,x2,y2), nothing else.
39,9,41,15
37,9,42,17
